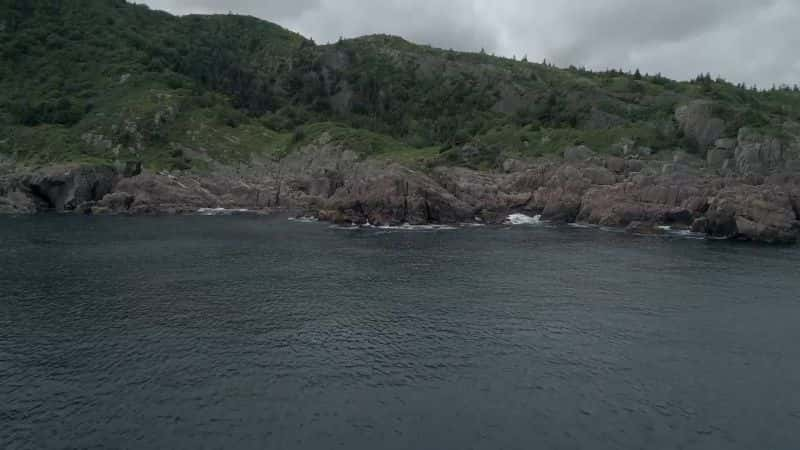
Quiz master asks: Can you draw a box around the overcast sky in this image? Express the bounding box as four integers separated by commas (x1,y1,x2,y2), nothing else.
140,0,799,87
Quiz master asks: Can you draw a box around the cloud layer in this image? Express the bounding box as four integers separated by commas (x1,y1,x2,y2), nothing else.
140,0,800,87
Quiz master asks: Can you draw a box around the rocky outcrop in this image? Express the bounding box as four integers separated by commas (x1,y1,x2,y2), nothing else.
2,142,799,244
106,173,277,214
93,191,135,213
0,190,37,214
528,165,616,222
577,175,710,227
675,100,726,152
325,163,473,225
563,145,595,162
704,184,799,243
734,128,784,176
434,167,525,220
707,138,737,171
0,165,119,212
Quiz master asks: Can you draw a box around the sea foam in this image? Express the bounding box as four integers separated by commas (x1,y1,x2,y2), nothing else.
506,213,543,225
197,208,252,216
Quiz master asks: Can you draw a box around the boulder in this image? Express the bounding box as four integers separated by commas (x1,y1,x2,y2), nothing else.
625,159,645,173
715,138,738,150
706,185,798,243
0,190,37,214
626,221,664,235
563,145,594,162
502,159,529,173
605,156,626,174
706,151,731,171
690,217,709,233
95,192,135,213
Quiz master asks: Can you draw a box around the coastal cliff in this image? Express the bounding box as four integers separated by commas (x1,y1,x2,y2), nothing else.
2,1,800,243
2,134,798,243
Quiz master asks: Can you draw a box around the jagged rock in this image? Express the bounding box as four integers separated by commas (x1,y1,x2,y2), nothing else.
537,187,582,222
715,138,738,150
706,184,798,243
734,128,784,176
616,138,637,157
563,145,594,162
0,190,37,214
625,159,645,173
21,165,118,211
317,209,347,224
691,217,709,233
606,156,626,174
113,174,218,212
122,161,143,178
433,167,521,215
626,221,664,235
326,163,472,225
707,140,736,169
577,175,710,227
531,165,615,222
96,192,135,213
502,159,529,173
2,140,799,244
675,100,726,151
502,165,554,193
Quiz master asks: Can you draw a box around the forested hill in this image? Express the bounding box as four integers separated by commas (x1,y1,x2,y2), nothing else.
2,0,800,171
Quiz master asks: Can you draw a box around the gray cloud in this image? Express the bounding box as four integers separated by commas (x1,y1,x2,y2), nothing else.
139,0,800,87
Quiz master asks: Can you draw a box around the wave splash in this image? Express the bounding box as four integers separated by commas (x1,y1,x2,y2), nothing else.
288,216,320,223
331,222,457,231
197,208,252,216
505,214,543,225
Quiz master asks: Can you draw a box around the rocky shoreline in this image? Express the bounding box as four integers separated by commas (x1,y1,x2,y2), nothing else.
1,139,798,244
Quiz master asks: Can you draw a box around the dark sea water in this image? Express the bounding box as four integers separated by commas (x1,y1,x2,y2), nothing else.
1,216,799,450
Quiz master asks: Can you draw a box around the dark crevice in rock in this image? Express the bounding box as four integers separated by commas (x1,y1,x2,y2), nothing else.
791,195,800,221
274,182,282,206
90,181,100,202
27,184,55,210
423,195,434,223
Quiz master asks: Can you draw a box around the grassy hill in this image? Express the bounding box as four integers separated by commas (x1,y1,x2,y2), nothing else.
2,0,800,172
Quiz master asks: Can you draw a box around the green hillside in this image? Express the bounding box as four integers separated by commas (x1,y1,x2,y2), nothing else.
2,0,799,172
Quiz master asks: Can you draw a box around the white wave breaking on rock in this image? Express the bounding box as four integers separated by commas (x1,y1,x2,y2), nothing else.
505,214,543,225
331,222,457,231
197,208,252,216
378,223,457,231
288,216,320,223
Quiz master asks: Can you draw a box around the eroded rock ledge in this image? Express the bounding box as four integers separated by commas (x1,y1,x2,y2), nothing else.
1,145,798,244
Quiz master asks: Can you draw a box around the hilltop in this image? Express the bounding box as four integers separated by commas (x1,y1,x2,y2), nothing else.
1,0,799,243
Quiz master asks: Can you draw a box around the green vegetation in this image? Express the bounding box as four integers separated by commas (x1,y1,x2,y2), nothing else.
1,0,799,172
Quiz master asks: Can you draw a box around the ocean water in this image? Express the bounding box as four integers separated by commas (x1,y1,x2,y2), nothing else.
1,215,799,450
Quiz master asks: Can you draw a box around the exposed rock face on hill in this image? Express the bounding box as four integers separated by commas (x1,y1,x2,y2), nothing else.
675,101,726,152
2,141,798,244
734,128,785,176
